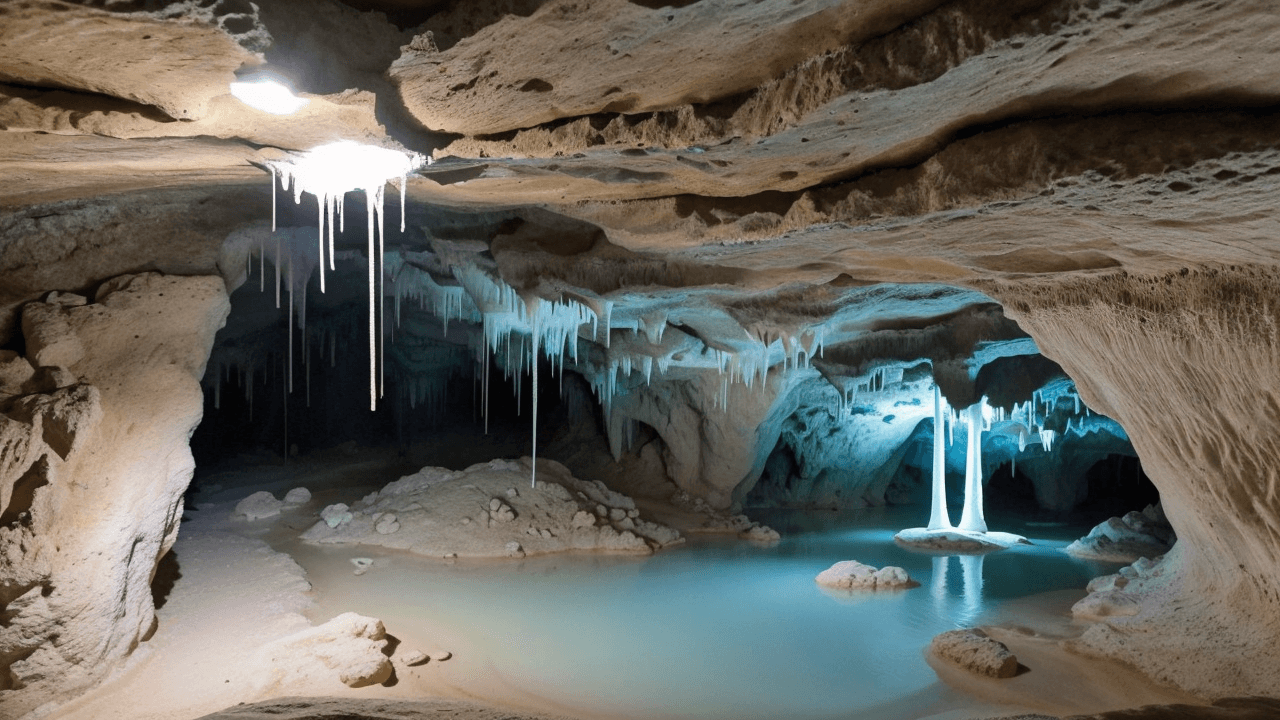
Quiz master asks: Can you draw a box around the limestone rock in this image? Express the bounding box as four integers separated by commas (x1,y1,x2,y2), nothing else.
283,487,312,505
321,503,353,528
374,513,400,535
930,629,1019,679
740,524,781,544
815,560,912,590
0,273,229,715
1072,590,1143,620
1066,504,1175,563
488,498,515,523
401,649,428,666
301,457,681,558
255,612,392,690
234,491,284,521
0,350,36,396
21,301,85,368
0,1,263,121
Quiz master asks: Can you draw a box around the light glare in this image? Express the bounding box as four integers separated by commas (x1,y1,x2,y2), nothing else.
230,78,310,115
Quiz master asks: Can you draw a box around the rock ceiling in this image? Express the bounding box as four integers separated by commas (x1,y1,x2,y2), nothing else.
2,0,1277,320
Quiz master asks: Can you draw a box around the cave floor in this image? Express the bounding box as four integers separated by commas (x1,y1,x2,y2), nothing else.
45,452,1206,720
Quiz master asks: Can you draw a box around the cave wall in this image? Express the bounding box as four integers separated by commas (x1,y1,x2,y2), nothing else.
993,266,1280,697
0,273,228,715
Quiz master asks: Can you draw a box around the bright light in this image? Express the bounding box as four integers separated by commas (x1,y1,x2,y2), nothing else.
282,141,418,198
229,78,310,115
266,141,425,412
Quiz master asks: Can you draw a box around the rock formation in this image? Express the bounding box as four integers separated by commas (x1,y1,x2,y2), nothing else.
929,628,1020,679
300,457,683,557
0,274,228,714
1,0,1279,712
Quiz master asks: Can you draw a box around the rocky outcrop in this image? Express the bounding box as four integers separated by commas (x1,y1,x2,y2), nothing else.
994,267,1280,698
0,1,265,121
300,457,683,557
1066,504,1175,564
0,274,229,715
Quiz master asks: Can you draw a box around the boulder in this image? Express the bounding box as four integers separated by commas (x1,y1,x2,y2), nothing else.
255,612,392,690
815,560,913,590
234,491,283,521
930,628,1019,679
283,487,312,504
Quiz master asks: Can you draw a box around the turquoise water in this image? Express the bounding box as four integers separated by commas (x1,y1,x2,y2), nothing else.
290,507,1117,720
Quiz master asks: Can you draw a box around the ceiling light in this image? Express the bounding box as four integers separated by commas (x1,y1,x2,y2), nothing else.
230,77,309,115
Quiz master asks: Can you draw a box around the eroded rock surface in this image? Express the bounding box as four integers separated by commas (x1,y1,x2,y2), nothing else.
929,628,1019,679
1066,504,1175,564
994,268,1280,698
815,560,912,590
301,457,683,557
0,273,229,715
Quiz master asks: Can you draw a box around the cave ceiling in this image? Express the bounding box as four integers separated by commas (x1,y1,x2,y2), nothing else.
2,0,1278,348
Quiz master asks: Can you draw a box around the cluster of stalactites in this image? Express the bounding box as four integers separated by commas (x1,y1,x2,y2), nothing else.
829,364,905,418
267,142,424,410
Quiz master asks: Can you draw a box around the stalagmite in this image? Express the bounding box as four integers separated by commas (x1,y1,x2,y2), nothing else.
927,384,953,531
957,401,988,533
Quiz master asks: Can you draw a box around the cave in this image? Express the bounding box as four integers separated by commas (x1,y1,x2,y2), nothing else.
3,1,1280,719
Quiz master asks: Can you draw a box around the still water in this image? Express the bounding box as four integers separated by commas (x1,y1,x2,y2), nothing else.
290,507,1116,720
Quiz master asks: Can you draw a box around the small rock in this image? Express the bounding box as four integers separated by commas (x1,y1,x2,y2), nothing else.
489,501,515,523
284,487,312,504
1072,589,1142,619
930,628,1019,679
816,560,913,590
461,517,471,525
402,650,428,666
609,508,626,522
505,541,524,558
351,557,373,576
322,503,354,528
45,291,88,307
741,524,781,544
430,650,452,662
571,510,596,528
627,508,639,519
375,513,400,535
506,488,518,498
235,491,283,521
596,504,607,517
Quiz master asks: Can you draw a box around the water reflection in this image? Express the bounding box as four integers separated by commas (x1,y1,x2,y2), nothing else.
929,554,985,627
295,506,1099,720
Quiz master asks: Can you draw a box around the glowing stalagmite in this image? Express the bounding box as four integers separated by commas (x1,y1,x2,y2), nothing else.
957,401,988,533
927,384,953,531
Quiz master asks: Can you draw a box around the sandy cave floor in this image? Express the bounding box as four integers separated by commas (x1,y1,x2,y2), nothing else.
41,449,1209,720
